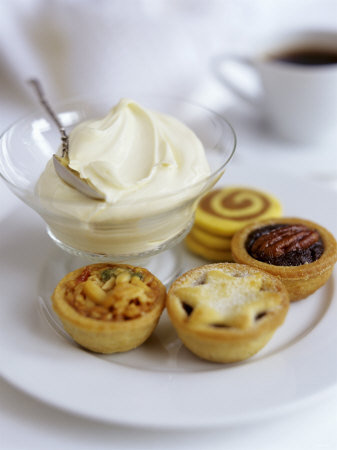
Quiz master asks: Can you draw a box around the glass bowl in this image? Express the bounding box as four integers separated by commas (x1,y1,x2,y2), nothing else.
0,95,236,265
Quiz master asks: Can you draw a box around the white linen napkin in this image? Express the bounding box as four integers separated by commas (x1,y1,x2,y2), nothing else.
0,0,336,189
0,0,214,125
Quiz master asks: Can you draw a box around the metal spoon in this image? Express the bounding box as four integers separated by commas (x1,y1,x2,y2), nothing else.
29,79,105,200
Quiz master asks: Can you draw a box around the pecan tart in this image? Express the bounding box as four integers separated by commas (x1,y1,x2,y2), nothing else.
231,217,337,301
52,263,166,353
167,263,289,363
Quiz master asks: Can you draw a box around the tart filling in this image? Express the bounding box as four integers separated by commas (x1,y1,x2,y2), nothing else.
174,268,282,329
63,265,158,321
167,263,289,363
245,224,324,266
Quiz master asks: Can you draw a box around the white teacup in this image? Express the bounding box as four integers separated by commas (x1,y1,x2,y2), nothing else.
213,30,337,143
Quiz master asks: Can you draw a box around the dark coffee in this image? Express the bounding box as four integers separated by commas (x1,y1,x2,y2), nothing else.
268,47,337,66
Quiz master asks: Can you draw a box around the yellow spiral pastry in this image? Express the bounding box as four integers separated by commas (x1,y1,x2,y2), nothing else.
195,186,282,236
189,226,232,250
185,234,233,262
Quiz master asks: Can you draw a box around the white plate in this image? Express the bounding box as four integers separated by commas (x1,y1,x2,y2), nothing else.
0,163,336,429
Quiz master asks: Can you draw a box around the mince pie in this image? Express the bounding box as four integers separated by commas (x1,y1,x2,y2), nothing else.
167,263,289,363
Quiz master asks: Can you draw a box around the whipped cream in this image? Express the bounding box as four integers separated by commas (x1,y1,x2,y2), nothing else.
67,98,209,203
36,98,211,255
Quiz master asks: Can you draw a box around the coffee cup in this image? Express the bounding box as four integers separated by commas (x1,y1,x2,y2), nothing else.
213,30,337,143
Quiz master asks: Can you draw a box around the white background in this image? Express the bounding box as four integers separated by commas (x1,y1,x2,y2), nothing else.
0,0,337,449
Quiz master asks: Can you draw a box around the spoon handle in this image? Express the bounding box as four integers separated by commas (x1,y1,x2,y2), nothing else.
28,78,69,158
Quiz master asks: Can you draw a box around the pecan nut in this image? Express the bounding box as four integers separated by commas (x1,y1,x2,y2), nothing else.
246,224,324,266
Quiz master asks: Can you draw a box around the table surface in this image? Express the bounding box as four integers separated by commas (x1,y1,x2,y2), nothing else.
1,1,337,449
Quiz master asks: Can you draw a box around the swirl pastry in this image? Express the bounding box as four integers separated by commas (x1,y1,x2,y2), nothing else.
185,228,233,262
167,263,289,363
52,263,166,353
231,217,337,301
185,186,282,262
195,186,282,236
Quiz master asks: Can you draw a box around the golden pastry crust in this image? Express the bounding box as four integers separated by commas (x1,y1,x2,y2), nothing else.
231,217,337,301
167,263,289,363
52,263,166,353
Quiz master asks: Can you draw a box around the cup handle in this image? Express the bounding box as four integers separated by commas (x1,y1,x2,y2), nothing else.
212,54,262,107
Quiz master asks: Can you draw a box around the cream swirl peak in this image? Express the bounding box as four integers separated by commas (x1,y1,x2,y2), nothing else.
65,98,210,203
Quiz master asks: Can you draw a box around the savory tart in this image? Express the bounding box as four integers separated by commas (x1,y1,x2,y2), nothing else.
52,263,166,353
231,217,337,301
167,263,289,363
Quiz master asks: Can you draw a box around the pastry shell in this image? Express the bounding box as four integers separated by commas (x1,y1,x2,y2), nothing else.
167,263,289,363
231,217,337,302
52,263,166,354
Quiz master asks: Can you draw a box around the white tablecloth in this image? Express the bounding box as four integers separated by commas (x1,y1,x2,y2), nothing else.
0,1,336,448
